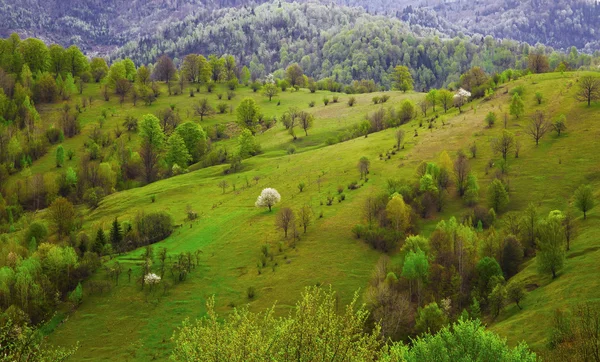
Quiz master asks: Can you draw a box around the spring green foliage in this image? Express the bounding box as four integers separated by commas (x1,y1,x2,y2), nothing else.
392,65,413,92
426,89,438,111
553,114,567,136
399,99,416,123
476,257,504,298
464,173,480,205
175,122,207,162
166,133,192,170
438,89,454,113
415,302,447,335
489,283,507,318
262,83,279,101
69,282,83,306
171,287,382,361
402,248,429,302
487,179,509,213
537,213,567,279
237,129,261,158
507,280,527,310
139,114,165,182
170,287,536,361
0,319,77,361
509,93,525,119
573,184,595,220
236,98,261,133
485,111,497,128
55,145,65,168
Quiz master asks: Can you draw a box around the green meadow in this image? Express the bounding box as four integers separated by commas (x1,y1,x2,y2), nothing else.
15,72,599,360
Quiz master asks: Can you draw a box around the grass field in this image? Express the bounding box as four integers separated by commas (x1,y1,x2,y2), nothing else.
19,72,600,360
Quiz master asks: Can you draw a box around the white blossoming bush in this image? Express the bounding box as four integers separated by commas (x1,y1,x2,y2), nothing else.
144,273,161,285
255,188,281,212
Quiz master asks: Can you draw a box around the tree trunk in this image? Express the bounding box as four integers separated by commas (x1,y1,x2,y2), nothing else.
516,301,522,310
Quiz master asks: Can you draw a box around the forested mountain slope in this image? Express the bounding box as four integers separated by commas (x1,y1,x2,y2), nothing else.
340,0,600,52
0,0,270,53
3,0,600,59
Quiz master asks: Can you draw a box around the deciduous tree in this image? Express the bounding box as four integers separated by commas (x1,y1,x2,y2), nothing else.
492,130,515,160
574,184,595,220
49,197,75,237
438,89,454,113
507,280,526,310
139,114,165,183
576,75,600,106
236,98,261,133
391,65,413,92
537,214,566,279
297,204,313,233
525,110,551,146
193,98,214,122
528,53,550,74
358,156,370,179
166,133,191,169
509,93,524,119
262,83,279,101
487,179,509,213
285,63,304,88
454,150,470,197
276,207,295,238
255,188,281,212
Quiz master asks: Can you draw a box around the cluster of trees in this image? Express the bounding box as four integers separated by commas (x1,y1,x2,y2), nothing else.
0,194,174,331
348,138,594,340
170,286,537,361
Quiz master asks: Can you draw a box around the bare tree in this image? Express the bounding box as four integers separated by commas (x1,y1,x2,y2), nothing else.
395,129,405,149
297,205,313,233
563,210,577,251
453,150,470,197
525,110,551,146
299,112,314,136
276,207,295,238
153,54,177,95
158,107,182,134
491,130,515,160
358,157,370,179
115,79,132,105
193,98,215,121
418,100,429,116
576,75,600,106
217,180,229,194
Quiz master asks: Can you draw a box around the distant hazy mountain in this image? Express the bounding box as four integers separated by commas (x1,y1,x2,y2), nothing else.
339,0,600,52
1,0,599,56
0,0,272,54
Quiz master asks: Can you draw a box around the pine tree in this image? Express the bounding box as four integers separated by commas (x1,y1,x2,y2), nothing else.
110,218,123,252
93,228,106,254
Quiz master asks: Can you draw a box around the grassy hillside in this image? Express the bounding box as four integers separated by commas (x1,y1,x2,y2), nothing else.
33,71,600,360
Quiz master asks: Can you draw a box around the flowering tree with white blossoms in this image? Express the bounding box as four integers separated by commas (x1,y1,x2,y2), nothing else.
144,273,161,290
255,188,281,212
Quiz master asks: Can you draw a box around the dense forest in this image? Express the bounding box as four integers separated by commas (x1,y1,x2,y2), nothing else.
3,0,600,58
340,0,600,52
113,2,596,91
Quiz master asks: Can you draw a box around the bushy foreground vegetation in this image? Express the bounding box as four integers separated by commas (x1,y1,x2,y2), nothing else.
171,286,536,361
